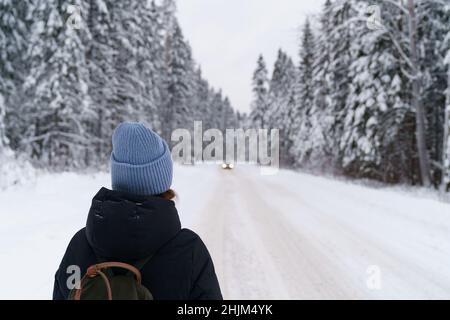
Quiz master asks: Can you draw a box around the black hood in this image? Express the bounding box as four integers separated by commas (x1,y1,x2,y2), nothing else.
85,188,181,260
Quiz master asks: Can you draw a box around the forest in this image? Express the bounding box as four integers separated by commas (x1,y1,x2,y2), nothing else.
249,0,450,189
1,0,450,190
0,0,237,171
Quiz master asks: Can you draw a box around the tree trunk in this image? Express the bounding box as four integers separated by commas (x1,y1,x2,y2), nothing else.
441,69,450,194
407,0,432,186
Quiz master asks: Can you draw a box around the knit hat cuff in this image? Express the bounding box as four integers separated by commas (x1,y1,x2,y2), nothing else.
111,140,173,195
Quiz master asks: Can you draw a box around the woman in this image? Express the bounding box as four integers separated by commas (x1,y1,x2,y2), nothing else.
53,122,222,300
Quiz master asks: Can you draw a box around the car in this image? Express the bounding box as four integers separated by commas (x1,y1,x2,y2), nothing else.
221,163,234,170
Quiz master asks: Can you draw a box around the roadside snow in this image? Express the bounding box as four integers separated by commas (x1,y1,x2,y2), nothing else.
0,165,213,299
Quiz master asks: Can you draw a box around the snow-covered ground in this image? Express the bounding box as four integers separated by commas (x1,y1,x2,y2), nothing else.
0,164,449,299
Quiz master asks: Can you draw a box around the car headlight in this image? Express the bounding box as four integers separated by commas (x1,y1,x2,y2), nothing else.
229,163,234,169
222,163,227,169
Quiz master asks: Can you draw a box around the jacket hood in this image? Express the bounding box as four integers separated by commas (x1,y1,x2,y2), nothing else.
86,187,181,260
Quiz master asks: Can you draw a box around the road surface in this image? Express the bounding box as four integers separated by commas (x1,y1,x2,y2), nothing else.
184,165,450,299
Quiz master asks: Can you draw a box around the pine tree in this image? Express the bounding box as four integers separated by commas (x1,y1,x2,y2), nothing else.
108,0,145,125
23,0,91,168
268,50,296,127
418,0,450,185
0,93,7,150
250,55,270,128
191,68,211,127
339,0,400,181
134,0,162,126
327,0,354,168
268,49,297,165
309,0,334,170
222,97,236,129
85,0,116,165
441,13,450,192
236,111,248,129
406,0,432,186
290,19,316,167
160,19,195,142
0,0,30,150
442,65,450,193
209,89,224,129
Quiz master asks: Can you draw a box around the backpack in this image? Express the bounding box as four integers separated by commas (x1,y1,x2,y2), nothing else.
68,258,153,300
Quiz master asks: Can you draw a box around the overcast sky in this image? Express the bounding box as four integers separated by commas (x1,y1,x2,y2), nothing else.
177,0,325,113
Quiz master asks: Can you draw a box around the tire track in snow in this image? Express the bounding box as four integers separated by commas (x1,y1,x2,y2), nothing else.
236,168,361,299
193,167,289,299
250,170,450,298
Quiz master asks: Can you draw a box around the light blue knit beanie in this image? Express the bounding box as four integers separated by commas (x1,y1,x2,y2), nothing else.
111,122,173,196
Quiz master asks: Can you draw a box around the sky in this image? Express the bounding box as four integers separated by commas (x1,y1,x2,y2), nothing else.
177,0,325,113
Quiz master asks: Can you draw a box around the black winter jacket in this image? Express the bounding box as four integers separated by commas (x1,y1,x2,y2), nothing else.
53,187,222,300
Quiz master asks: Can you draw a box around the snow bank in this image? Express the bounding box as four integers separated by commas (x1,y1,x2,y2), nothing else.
0,164,214,299
0,149,35,190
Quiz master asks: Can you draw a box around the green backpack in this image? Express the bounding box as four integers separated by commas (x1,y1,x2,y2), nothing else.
68,258,153,300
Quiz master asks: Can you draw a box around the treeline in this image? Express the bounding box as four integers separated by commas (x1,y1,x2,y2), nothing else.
0,0,236,170
249,0,450,187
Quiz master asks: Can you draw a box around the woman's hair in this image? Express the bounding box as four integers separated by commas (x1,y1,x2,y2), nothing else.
156,189,176,200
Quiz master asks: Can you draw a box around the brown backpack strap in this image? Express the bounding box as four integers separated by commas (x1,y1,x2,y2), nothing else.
73,262,142,300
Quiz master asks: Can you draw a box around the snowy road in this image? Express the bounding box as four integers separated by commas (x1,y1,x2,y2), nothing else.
1,165,450,299
189,166,450,299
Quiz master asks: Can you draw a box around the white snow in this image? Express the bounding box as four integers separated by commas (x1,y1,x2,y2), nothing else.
0,164,449,299
0,150,35,191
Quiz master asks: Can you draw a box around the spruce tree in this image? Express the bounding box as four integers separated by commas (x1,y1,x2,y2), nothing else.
0,93,7,150
23,0,91,168
85,0,116,165
160,19,195,142
418,0,450,185
309,0,334,170
268,49,297,166
250,55,270,129
441,15,450,192
290,19,315,167
0,0,30,150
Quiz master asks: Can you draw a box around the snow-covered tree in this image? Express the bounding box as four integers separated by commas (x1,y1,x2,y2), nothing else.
250,55,270,128
308,0,334,170
442,65,450,193
266,49,297,166
0,0,30,150
0,94,7,150
222,96,237,129
327,1,354,168
338,1,408,182
418,0,450,185
134,0,163,126
108,0,145,124
84,0,116,165
191,68,211,124
290,19,316,167
160,19,195,142
241,0,449,187
23,0,91,168
0,0,236,173
441,17,450,192
268,50,296,128
404,0,432,186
